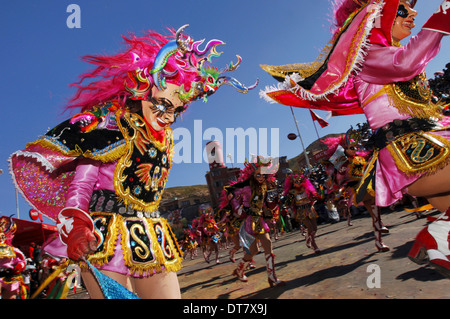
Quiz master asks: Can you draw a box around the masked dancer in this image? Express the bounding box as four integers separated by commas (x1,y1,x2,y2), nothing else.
283,172,321,253
0,216,27,299
261,0,450,276
10,25,258,298
222,157,285,287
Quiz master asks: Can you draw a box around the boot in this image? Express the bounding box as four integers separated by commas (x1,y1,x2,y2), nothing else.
372,205,390,252
408,208,450,278
232,259,250,282
306,230,320,253
265,253,285,287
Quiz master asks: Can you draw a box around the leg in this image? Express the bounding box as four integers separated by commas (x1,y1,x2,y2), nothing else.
81,268,134,299
402,166,450,277
212,242,220,264
133,271,181,299
303,217,320,253
407,164,450,212
365,203,390,252
229,233,240,262
232,240,258,282
258,232,285,287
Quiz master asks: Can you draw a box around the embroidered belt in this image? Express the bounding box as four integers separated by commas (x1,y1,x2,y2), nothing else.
88,212,182,275
356,117,450,202
89,189,160,218
369,117,437,150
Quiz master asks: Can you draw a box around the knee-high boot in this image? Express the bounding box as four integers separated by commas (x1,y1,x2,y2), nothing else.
265,253,285,287
372,205,390,252
232,258,251,282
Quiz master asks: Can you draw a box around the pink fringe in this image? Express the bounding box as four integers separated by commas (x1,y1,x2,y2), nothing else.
283,174,318,198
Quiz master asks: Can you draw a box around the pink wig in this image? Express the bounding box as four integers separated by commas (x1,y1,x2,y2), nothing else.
66,29,198,112
236,161,277,184
283,174,318,198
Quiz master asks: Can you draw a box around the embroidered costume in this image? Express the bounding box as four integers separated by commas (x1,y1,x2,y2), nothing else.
221,157,285,287
260,0,450,275
283,173,321,253
10,25,257,295
260,0,449,207
0,217,27,299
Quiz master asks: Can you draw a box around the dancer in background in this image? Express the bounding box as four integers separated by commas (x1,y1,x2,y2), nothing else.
283,172,321,253
322,128,389,251
0,216,27,299
261,0,450,276
10,25,257,298
222,157,285,287
198,205,221,264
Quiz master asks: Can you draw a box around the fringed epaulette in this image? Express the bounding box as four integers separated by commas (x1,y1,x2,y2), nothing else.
30,102,127,163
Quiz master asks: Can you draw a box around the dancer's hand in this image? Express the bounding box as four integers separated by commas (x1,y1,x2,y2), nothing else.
57,207,97,261
423,0,450,35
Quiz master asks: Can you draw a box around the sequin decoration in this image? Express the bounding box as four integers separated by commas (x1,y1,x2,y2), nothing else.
10,150,75,221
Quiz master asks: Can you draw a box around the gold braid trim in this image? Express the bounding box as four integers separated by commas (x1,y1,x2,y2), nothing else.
119,216,182,275
86,214,182,275
87,213,120,268
114,112,173,213
260,60,326,80
26,138,127,163
384,83,443,119
387,132,450,176
260,2,371,81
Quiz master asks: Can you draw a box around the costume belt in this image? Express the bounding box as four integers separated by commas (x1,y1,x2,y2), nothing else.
368,117,437,150
356,117,450,203
89,189,160,218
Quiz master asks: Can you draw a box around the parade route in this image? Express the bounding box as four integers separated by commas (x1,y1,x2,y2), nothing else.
178,209,449,299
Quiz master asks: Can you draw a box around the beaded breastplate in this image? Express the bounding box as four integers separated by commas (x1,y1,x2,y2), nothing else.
248,181,267,216
115,111,173,213
387,73,442,119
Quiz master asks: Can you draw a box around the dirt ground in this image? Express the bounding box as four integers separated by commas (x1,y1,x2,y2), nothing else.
177,208,449,299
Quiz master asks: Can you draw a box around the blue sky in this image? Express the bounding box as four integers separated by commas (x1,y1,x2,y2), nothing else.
1,0,448,223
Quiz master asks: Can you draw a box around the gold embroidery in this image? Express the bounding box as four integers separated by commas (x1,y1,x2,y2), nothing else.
114,112,173,212
88,213,119,267
130,223,151,260
384,74,443,119
0,245,16,258
87,214,183,275
387,132,450,176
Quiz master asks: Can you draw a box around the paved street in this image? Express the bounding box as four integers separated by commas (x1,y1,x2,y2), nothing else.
67,208,449,300
178,209,449,299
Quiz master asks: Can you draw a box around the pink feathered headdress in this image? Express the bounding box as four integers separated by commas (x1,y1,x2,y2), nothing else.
236,156,278,183
283,174,318,198
66,28,198,112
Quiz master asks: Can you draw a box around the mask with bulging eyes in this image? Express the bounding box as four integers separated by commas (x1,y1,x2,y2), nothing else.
397,4,409,18
147,97,185,120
